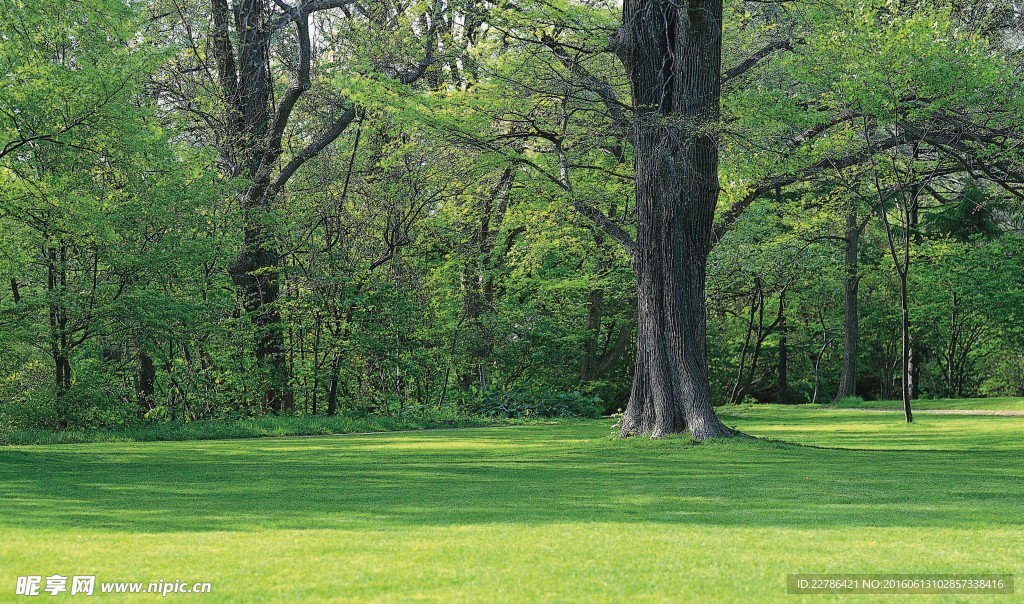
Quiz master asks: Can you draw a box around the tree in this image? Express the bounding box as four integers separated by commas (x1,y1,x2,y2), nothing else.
834,196,866,401
164,0,443,411
609,0,734,438
0,0,225,421
206,0,355,411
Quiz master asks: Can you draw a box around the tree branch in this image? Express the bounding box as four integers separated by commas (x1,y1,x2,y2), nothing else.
713,133,907,244
271,0,357,31
542,35,630,131
266,12,312,163
270,106,357,195
722,39,794,84
210,0,240,114
394,0,443,84
573,201,636,257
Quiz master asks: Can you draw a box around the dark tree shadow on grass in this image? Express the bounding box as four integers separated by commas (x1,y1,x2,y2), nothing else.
0,423,1021,534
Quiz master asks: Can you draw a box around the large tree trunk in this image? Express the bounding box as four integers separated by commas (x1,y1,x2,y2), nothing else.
231,204,290,412
215,0,290,412
207,0,424,411
614,0,733,440
835,197,859,400
624,242,730,439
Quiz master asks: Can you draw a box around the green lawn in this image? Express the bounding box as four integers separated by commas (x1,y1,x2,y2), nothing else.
2,403,1023,602
0,413,527,446
831,396,1024,411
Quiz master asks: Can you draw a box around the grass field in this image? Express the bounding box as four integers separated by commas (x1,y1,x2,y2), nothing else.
831,396,1024,412
0,412,533,446
1,401,1022,602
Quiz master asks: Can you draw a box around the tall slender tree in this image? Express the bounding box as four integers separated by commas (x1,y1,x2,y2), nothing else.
834,196,862,401
202,0,440,410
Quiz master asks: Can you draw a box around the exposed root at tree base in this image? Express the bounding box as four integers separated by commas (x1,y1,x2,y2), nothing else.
619,425,749,441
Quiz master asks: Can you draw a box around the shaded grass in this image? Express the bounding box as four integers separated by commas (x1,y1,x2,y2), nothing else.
0,412,533,446
1,409,1022,601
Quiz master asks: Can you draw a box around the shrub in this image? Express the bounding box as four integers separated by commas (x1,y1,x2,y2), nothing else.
833,395,865,407
464,389,603,419
0,359,136,430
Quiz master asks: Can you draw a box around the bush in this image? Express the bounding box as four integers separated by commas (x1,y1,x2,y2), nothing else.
0,359,136,430
464,389,603,419
833,395,865,407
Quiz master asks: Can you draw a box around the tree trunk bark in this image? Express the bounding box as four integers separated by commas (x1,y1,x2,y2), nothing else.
835,197,859,401
47,245,71,393
777,289,788,403
908,194,921,401
231,206,290,413
326,351,341,417
614,0,733,439
138,350,156,415
899,271,913,422
216,0,291,412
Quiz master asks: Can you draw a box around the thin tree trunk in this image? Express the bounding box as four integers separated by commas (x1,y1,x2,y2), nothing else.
326,350,341,416
812,310,830,404
777,289,788,403
730,291,758,405
580,230,633,384
811,354,822,404
580,259,606,382
458,167,514,392
899,185,916,422
47,244,71,393
946,294,958,397
908,192,922,400
835,197,859,400
899,270,913,422
138,350,156,415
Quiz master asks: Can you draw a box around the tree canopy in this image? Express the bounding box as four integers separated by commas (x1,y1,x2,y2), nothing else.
2,0,1023,435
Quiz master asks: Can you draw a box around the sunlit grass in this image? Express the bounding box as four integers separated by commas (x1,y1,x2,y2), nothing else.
831,396,1024,411
718,404,1024,450
1,406,1022,602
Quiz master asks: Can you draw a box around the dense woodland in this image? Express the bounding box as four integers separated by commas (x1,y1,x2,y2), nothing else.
1,0,1022,435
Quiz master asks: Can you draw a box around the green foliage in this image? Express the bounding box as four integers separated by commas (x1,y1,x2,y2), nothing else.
2,358,136,430
0,409,528,446
2,0,1023,433
463,389,604,419
832,395,866,407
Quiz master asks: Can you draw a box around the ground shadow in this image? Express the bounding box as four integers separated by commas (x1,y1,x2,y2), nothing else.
0,422,1021,534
